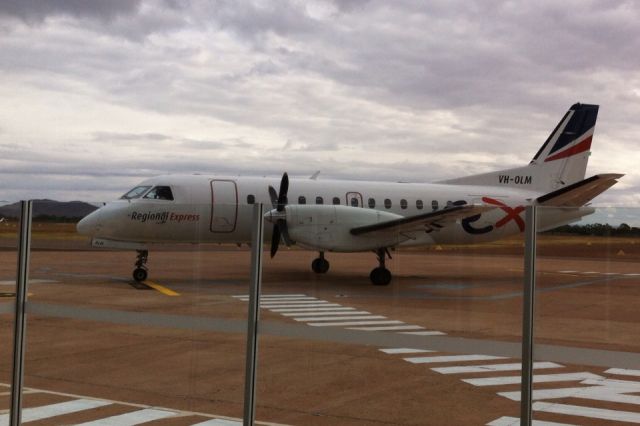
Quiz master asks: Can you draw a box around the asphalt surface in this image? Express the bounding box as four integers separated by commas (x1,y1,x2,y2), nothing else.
1,245,640,425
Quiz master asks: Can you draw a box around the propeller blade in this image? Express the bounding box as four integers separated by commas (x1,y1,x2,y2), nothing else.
268,185,278,209
277,172,289,212
278,218,293,246
270,225,281,258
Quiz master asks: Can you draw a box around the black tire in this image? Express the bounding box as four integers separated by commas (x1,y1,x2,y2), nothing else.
370,267,392,285
311,258,330,274
133,268,148,282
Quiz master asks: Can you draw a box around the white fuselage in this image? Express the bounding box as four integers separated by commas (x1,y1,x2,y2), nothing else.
77,174,591,252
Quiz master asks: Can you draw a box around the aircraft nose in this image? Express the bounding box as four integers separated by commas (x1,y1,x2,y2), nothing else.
77,210,100,236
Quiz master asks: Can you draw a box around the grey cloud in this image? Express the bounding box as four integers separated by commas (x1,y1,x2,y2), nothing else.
92,132,171,142
0,0,142,23
1,1,639,204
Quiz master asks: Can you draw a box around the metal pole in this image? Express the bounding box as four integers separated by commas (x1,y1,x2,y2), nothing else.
520,205,536,426
243,203,264,426
10,200,33,426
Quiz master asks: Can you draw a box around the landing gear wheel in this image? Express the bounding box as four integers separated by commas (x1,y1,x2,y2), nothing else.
133,267,148,282
311,258,330,274
370,267,392,286
132,250,149,282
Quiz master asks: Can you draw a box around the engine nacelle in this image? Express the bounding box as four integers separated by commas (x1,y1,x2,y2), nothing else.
283,205,408,252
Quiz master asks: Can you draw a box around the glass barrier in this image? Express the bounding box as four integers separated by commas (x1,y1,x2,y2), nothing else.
255,207,524,424
0,203,19,391
22,201,252,424
533,206,640,424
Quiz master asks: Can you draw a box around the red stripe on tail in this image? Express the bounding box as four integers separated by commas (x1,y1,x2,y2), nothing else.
544,136,592,162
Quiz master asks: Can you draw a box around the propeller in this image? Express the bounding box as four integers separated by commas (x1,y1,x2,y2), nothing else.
268,172,293,257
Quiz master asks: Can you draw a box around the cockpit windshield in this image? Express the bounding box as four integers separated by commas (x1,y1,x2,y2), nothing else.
120,186,151,200
144,186,174,201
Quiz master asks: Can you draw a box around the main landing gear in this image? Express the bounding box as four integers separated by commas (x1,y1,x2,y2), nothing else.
133,249,149,282
370,248,392,286
311,251,330,274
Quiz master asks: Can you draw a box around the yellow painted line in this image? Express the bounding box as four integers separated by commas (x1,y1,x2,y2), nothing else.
143,280,180,296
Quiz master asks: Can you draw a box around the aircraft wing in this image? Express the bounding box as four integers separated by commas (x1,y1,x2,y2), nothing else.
350,204,494,236
537,174,624,207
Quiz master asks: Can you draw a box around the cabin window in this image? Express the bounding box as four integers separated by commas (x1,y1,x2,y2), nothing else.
316,196,323,204
400,199,408,209
298,196,306,204
332,197,340,205
416,199,423,210
143,186,174,200
446,200,453,208
368,198,376,208
120,185,151,200
247,194,255,204
350,197,359,207
384,198,392,209
432,200,438,211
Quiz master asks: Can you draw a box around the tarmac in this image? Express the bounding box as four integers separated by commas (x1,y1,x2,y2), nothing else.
1,240,640,425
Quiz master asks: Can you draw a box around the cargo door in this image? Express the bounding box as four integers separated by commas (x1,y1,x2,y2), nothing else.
210,180,238,232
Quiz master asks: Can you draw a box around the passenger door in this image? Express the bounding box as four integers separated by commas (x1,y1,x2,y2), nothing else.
210,180,238,232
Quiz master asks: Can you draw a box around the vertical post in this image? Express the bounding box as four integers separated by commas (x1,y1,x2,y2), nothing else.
243,203,264,426
520,205,536,426
10,200,33,426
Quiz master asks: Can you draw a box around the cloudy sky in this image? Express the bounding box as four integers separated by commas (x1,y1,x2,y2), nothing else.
1,0,638,208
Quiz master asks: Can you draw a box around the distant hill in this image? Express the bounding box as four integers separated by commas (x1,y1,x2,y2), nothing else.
0,200,98,221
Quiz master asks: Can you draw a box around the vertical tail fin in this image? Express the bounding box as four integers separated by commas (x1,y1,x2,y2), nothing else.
529,103,598,186
439,103,599,193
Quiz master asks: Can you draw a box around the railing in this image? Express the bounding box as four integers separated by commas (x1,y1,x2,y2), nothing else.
1,202,639,425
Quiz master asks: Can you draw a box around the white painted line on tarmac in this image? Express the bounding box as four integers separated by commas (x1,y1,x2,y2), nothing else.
405,354,506,364
464,372,602,387
624,273,640,276
308,320,404,327
232,294,306,298
236,297,318,302
260,300,327,305
192,419,243,425
280,310,371,317
533,401,640,423
260,303,341,309
500,386,640,405
606,368,640,377
487,416,575,426
433,362,563,375
400,330,447,336
75,408,178,425
270,307,354,313
557,271,579,274
349,325,425,331
379,348,436,354
260,303,332,308
294,315,386,322
581,377,640,391
581,271,600,275
0,399,112,424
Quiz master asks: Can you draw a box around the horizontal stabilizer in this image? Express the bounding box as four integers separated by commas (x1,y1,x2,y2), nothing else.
350,204,493,236
536,174,623,207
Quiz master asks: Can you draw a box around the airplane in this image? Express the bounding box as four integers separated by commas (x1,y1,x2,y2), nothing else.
77,103,622,285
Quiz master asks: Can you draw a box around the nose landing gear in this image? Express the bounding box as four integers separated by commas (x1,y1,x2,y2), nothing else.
133,250,149,282
370,248,392,286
